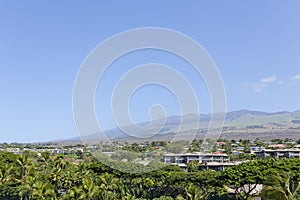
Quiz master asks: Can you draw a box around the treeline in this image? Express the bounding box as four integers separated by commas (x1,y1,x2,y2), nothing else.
1,151,300,200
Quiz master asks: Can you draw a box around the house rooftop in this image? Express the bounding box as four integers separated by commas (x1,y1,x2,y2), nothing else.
164,152,229,156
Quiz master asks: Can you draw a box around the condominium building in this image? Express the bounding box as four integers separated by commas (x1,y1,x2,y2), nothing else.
254,149,300,158
164,152,230,164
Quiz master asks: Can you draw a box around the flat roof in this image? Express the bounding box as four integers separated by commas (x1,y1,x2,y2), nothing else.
164,153,229,156
255,149,300,153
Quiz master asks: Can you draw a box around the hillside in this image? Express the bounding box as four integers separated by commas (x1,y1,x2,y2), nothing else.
58,110,300,145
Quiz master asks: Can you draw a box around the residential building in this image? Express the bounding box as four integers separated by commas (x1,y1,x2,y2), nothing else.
255,149,300,158
164,152,230,164
249,146,265,154
268,144,286,149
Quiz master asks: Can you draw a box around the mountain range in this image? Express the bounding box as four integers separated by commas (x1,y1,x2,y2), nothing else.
57,110,300,145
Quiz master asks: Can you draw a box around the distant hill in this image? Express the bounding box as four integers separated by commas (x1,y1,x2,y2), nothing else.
56,110,300,145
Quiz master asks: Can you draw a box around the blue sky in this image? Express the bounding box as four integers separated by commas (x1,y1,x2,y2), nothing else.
0,1,300,142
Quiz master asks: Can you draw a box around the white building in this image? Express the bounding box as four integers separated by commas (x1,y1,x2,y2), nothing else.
255,149,300,158
164,152,230,164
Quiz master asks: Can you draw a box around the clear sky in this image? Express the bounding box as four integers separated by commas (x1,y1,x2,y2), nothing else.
0,1,300,142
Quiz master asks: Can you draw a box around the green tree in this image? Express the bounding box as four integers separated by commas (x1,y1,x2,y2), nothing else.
100,173,118,200
187,161,199,172
82,177,100,200
32,181,55,200
0,164,13,186
16,155,34,200
186,185,205,200
221,161,264,200
261,171,300,200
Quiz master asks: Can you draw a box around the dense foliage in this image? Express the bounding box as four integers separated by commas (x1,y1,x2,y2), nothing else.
1,151,300,200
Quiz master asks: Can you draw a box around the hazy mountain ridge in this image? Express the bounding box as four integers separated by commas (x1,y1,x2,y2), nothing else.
59,110,300,145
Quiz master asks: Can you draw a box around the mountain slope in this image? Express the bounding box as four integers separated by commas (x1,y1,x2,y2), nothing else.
60,110,300,144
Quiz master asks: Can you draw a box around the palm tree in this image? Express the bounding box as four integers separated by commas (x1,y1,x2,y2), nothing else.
16,155,33,181
18,176,34,200
53,155,68,170
186,185,205,200
82,177,100,200
76,162,92,181
38,152,51,171
16,155,34,200
64,186,85,200
0,164,16,198
116,181,129,199
50,167,63,195
122,195,136,200
261,171,300,200
50,156,71,196
100,173,118,200
32,181,55,200
0,164,13,186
